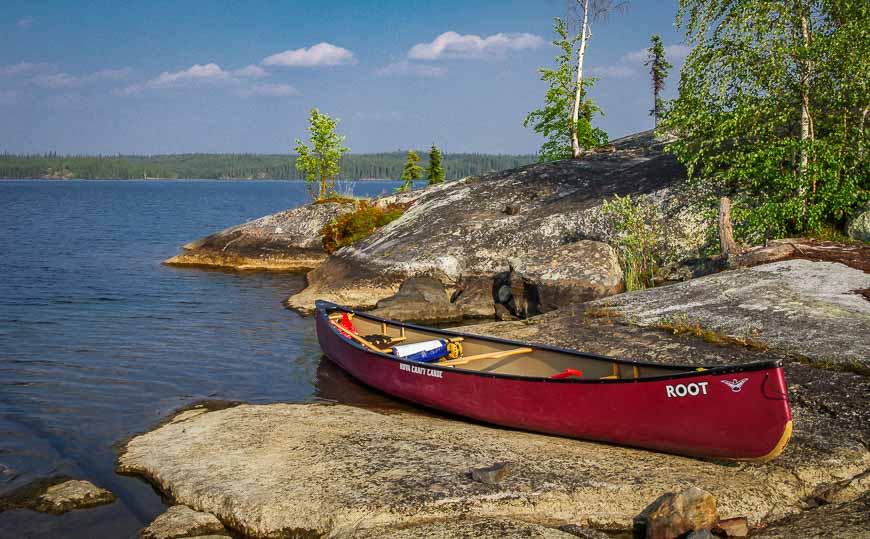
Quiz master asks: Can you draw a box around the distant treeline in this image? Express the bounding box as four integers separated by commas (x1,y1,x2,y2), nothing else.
0,152,536,180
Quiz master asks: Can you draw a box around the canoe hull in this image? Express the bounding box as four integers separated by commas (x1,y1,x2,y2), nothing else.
315,305,792,461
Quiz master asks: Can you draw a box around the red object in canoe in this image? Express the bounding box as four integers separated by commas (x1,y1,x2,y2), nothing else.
315,301,793,461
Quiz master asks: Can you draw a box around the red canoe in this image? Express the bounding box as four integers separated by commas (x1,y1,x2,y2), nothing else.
315,300,793,461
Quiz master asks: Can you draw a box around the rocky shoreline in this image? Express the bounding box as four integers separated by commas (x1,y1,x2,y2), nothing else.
132,130,870,537
112,257,869,537
164,201,361,272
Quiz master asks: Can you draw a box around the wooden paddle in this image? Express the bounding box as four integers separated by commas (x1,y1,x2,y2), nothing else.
329,320,383,352
439,347,534,367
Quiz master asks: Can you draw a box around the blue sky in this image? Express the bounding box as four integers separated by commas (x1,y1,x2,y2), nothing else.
1,0,687,155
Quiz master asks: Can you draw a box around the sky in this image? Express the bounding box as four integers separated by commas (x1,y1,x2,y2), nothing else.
0,0,689,155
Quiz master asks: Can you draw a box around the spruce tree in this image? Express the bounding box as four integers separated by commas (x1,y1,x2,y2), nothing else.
427,144,445,184
644,34,672,127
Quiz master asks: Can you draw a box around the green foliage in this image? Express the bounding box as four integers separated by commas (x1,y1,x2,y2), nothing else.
320,201,407,254
662,0,869,243
524,18,608,162
397,150,423,192
0,153,535,181
427,144,445,185
645,34,673,125
294,108,350,201
600,195,671,291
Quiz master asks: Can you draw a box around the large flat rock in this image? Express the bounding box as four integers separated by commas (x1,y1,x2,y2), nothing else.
140,504,230,539
352,517,583,538
118,401,868,539
753,492,869,538
286,131,704,316
590,259,870,367
0,477,116,515
164,201,357,271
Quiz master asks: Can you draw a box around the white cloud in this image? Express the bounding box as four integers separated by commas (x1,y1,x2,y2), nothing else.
376,60,446,78
588,65,637,79
233,64,267,78
16,17,34,29
0,62,55,77
118,63,293,98
237,83,298,98
117,63,229,96
624,44,691,64
32,72,82,88
408,31,544,60
664,44,692,63
262,43,357,67
590,43,692,81
151,63,229,86
29,66,132,88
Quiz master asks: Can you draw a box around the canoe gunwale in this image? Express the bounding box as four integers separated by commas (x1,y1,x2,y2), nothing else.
315,300,781,385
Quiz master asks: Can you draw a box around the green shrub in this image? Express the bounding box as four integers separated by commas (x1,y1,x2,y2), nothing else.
321,201,407,254
600,195,670,291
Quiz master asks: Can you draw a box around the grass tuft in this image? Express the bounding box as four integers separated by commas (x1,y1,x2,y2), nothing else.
312,195,361,205
320,201,408,254
653,313,769,350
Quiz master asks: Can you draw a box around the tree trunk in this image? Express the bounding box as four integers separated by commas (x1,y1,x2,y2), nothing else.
718,197,738,264
798,11,813,210
860,108,868,158
319,176,328,200
570,0,590,159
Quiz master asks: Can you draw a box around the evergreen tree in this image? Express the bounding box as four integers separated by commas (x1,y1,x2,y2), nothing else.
645,34,672,127
524,18,607,162
663,0,868,241
397,150,423,192
293,108,349,200
427,144,445,184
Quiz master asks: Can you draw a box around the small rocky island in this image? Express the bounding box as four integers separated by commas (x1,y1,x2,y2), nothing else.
151,131,870,538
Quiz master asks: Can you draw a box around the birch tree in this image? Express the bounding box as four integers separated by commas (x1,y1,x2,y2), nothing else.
294,109,349,201
662,0,868,241
568,0,629,158
525,18,607,161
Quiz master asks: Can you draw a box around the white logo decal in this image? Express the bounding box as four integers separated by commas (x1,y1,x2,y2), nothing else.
400,362,443,379
665,382,709,398
721,378,749,392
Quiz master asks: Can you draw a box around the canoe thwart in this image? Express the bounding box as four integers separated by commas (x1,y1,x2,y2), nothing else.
440,347,534,367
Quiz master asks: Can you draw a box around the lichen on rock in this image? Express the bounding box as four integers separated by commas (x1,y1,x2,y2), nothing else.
140,504,230,539
164,201,358,271
847,205,870,243
590,259,870,367
285,131,707,319
31,479,115,515
117,400,867,539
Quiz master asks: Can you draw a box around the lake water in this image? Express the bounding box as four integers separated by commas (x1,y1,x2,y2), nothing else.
0,179,409,538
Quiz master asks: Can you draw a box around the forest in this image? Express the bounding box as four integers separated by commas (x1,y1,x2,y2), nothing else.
0,152,536,181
